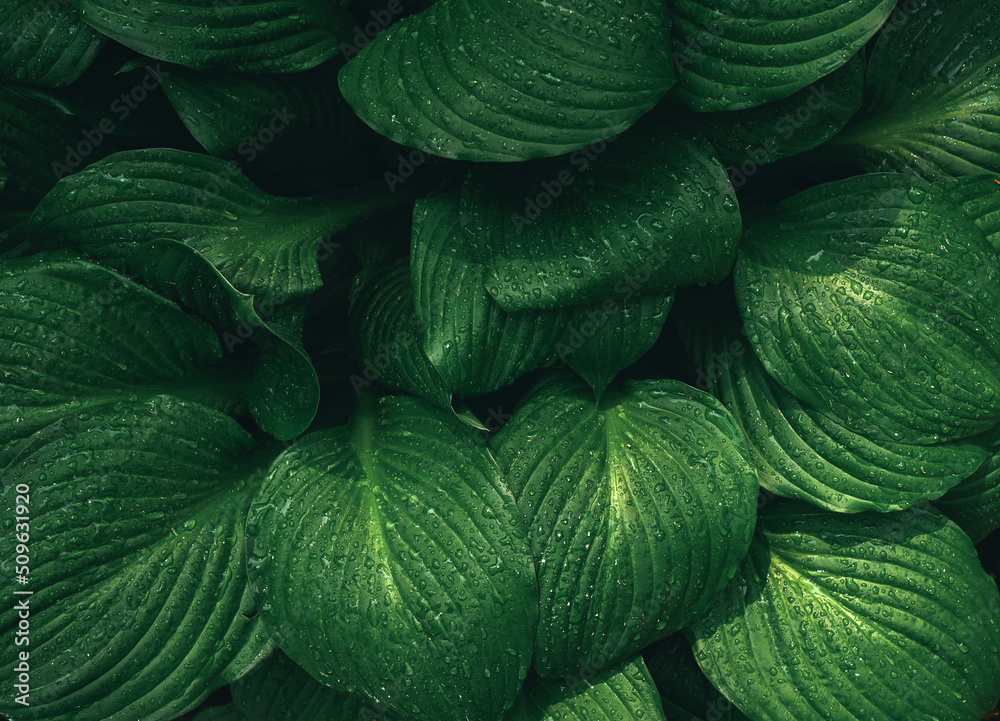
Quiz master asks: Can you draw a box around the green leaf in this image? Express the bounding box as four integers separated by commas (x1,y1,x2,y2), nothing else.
193,704,245,721
0,396,275,721
411,191,571,397
504,658,668,721
231,650,391,721
0,0,104,87
643,634,751,721
687,500,1000,721
735,173,1000,444
0,252,241,466
69,0,350,73
123,238,319,440
28,148,390,307
563,292,672,398
337,0,675,161
493,374,758,677
936,448,1000,543
154,61,363,188
668,0,895,111
938,174,1000,252
686,55,863,168
829,0,1000,180
690,312,989,513
349,257,452,408
462,123,740,312
245,394,538,721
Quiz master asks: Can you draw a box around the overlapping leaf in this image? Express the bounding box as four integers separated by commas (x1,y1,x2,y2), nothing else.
504,658,667,721
338,0,675,161
462,123,740,312
668,0,895,111
69,0,350,73
245,394,538,721
690,313,988,512
829,0,1000,180
0,252,240,466
0,0,104,87
938,174,1000,251
735,173,1000,444
936,447,1000,543
28,149,390,307
493,374,758,678
0,397,274,721
688,500,1000,721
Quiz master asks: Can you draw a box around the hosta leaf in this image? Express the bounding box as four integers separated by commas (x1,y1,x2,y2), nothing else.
691,313,988,512
493,374,758,677
232,650,390,721
829,0,1000,180
563,292,672,398
504,658,667,721
668,0,895,111
0,0,104,87
123,238,319,441
28,149,390,307
155,61,362,188
337,0,675,161
411,191,570,397
643,634,750,721
735,173,1000,444
936,448,1000,543
688,55,863,168
0,396,275,721
245,394,538,721
938,174,1000,251
69,0,350,73
687,500,1000,721
0,252,240,465
349,258,451,408
462,123,740,312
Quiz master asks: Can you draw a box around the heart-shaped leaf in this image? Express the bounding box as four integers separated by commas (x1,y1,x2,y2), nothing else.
0,0,104,87
829,0,1000,180
245,394,538,721
687,500,1000,721
504,658,667,721
689,312,989,512
69,0,350,73
493,373,758,678
0,252,241,465
735,173,1000,444
0,396,274,721
337,0,675,161
462,122,740,312
668,0,895,111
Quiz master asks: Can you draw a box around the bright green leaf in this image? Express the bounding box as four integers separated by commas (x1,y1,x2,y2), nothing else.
0,0,104,87
0,396,275,721
735,173,1000,444
829,0,1000,180
493,374,758,678
337,0,675,161
245,394,538,721
688,500,1000,721
462,122,740,312
668,0,895,111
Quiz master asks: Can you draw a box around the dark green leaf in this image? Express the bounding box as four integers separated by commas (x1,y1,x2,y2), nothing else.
938,174,1000,252
245,394,538,721
936,448,1000,543
193,704,245,721
0,0,104,86
688,500,1000,721
337,0,675,161
69,0,350,72
829,0,1000,180
493,374,758,677
462,122,740,312
668,0,895,111
735,173,1000,444
0,396,274,721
